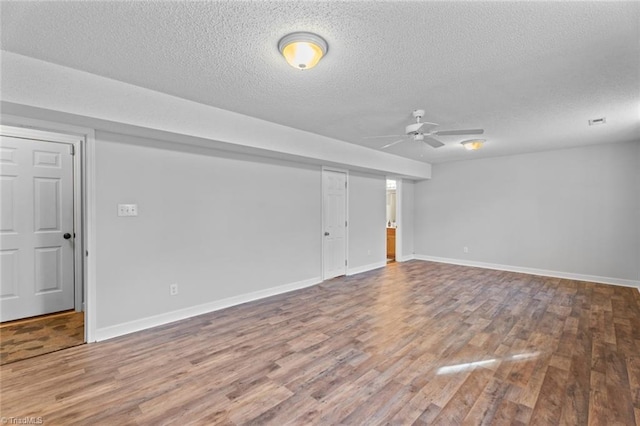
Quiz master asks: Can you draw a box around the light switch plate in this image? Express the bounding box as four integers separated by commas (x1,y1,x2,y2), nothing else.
118,204,138,217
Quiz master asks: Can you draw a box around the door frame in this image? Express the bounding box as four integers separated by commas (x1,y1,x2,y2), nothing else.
386,177,403,262
321,166,349,280
0,116,96,342
395,178,403,262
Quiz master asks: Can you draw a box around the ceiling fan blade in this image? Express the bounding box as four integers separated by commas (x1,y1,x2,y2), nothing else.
408,121,438,134
362,134,405,139
423,136,445,148
380,139,406,149
434,128,484,136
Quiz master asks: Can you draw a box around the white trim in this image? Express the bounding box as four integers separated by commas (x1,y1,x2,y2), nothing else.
71,139,83,313
385,177,402,263
347,261,387,276
414,255,640,289
322,166,349,173
0,126,82,144
0,116,97,342
321,167,349,281
95,276,322,341
394,179,402,262
84,130,97,342
397,254,416,262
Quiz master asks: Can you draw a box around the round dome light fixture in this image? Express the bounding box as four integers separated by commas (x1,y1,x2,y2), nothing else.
278,32,328,70
461,139,485,151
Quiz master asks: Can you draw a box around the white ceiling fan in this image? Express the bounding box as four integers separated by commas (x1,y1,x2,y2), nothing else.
365,109,484,150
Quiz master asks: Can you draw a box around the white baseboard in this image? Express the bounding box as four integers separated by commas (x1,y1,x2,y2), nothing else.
397,254,416,262
347,261,387,276
414,255,640,289
95,276,322,342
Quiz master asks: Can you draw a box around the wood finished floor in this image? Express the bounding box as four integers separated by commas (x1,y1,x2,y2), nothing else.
0,310,84,365
1,260,640,425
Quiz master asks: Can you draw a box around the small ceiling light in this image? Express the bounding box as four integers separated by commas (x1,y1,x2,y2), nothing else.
461,139,485,151
278,32,328,70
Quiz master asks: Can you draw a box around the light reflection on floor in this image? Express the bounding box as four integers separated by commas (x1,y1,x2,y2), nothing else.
436,351,541,375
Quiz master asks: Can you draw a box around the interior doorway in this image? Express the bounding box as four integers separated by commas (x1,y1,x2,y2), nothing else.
0,126,85,364
322,169,348,280
386,179,397,263
1,136,75,321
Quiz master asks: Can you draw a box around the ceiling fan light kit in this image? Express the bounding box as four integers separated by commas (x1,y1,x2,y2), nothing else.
461,139,485,151
278,32,328,70
367,109,486,152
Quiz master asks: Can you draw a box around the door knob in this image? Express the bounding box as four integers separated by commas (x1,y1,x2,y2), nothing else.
324,232,330,236
63,233,72,240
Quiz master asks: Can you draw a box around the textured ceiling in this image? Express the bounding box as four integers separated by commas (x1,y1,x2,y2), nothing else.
1,1,639,163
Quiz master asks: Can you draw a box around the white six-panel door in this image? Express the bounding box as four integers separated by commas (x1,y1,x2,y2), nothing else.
323,170,347,280
0,135,75,322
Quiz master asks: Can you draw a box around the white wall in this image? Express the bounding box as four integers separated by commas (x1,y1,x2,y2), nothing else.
95,131,322,331
400,179,415,260
414,141,640,286
348,171,386,273
93,131,394,337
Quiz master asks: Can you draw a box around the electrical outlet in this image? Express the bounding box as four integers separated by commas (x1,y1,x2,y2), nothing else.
118,204,138,217
463,246,469,253
367,249,371,255
170,283,178,296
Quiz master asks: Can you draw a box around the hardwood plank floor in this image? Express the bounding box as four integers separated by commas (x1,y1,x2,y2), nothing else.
0,311,84,365
1,260,639,425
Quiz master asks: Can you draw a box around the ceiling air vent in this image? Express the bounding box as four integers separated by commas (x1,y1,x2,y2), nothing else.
588,117,606,126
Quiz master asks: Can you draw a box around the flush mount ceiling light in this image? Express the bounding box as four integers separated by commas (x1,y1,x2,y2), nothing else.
278,32,328,70
461,139,485,151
